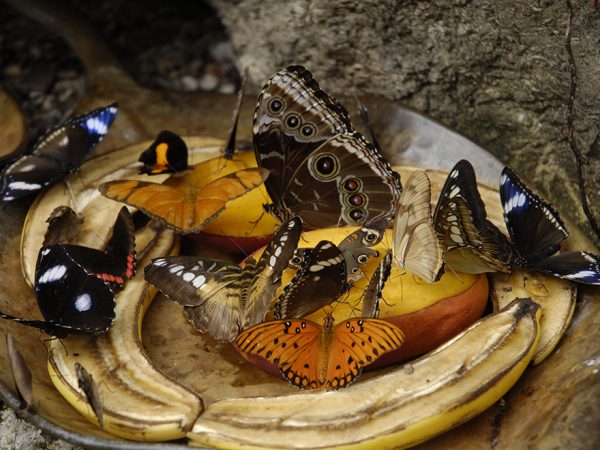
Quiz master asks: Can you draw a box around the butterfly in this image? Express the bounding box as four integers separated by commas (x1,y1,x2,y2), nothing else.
138,130,189,175
253,65,402,229
144,217,302,342
392,170,444,283
500,166,600,285
99,164,268,234
361,250,393,319
274,240,349,320
0,207,135,337
289,222,387,282
235,312,405,390
0,103,118,201
433,160,513,273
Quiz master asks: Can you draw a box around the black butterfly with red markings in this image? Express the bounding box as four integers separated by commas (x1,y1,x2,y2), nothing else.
253,65,401,229
0,103,118,201
0,207,136,337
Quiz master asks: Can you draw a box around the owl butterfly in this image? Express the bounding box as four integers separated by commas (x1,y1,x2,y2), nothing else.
289,221,387,282
0,207,136,337
361,250,393,319
433,160,513,273
253,65,402,229
144,218,302,342
235,313,405,390
392,170,444,283
274,240,349,320
500,167,600,285
138,130,189,175
1,103,118,201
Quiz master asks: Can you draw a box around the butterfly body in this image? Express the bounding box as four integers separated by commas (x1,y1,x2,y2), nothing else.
253,66,401,228
1,103,117,201
236,313,405,390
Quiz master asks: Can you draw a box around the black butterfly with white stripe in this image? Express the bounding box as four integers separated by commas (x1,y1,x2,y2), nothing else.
0,207,136,337
500,166,600,285
0,103,118,201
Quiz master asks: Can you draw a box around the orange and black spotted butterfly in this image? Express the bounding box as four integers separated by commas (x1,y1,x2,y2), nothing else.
235,313,404,390
139,130,189,175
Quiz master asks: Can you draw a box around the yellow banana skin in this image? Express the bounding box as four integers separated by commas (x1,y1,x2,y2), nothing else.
47,224,203,441
188,298,541,450
490,269,576,365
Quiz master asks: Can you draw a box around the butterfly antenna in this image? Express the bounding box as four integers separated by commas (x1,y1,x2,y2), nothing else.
446,264,463,283
64,178,79,212
224,68,248,160
355,97,382,152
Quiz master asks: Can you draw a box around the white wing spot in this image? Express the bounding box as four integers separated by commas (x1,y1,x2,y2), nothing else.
193,275,206,288
183,272,195,282
169,265,184,274
74,293,92,312
38,265,67,284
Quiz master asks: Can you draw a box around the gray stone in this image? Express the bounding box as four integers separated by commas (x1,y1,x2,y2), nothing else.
210,0,600,245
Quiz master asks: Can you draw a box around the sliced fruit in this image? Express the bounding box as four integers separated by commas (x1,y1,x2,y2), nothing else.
490,268,576,365
188,298,541,449
47,223,204,441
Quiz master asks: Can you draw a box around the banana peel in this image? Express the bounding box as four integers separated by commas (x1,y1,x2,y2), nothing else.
489,269,576,365
188,298,541,449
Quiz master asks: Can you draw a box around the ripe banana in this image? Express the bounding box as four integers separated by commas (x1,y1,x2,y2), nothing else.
188,298,541,450
490,269,576,365
47,222,204,441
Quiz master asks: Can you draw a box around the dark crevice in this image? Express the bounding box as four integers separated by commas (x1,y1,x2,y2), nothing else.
564,0,600,242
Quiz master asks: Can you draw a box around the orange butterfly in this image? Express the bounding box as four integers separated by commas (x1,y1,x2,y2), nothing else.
235,313,404,390
99,160,268,234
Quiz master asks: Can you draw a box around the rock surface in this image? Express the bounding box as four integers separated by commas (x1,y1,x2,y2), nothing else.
210,0,600,245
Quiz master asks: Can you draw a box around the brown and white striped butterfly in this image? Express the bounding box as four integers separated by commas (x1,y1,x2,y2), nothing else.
253,65,402,229
433,160,513,273
361,250,393,319
144,218,302,342
392,170,444,283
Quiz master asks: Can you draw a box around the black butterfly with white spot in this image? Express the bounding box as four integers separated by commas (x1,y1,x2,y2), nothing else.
433,160,513,273
289,221,387,283
275,240,349,320
500,166,600,285
0,103,118,201
144,217,302,342
0,207,136,337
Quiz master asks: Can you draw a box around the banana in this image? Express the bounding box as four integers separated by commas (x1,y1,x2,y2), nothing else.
490,269,576,365
47,223,204,441
187,298,541,450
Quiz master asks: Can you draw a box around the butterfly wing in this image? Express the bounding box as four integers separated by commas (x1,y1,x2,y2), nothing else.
361,250,393,318
338,222,386,282
0,103,117,201
235,319,323,389
242,217,303,329
433,160,513,273
534,251,600,285
103,206,136,282
500,166,568,265
100,168,267,233
253,65,352,210
139,130,189,175
33,244,116,335
393,171,444,283
325,318,405,390
144,256,244,342
274,241,348,320
253,66,401,227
